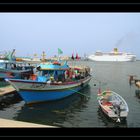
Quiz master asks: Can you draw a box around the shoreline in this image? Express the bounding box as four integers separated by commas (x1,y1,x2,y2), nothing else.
0,118,57,128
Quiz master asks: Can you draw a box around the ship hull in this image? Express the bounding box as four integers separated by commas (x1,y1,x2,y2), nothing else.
88,54,136,62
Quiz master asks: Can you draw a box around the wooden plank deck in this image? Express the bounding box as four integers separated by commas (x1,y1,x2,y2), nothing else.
0,118,56,128
0,85,16,96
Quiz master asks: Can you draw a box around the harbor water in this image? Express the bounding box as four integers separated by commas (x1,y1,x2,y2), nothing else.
0,60,140,127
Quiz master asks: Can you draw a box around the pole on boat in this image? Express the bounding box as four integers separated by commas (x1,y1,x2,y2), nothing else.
128,74,137,85
97,81,102,96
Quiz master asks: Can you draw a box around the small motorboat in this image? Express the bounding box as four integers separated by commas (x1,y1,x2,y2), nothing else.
97,90,129,122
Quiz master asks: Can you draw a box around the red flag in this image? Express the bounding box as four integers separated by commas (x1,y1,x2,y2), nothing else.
97,87,102,96
71,53,74,60
75,53,79,60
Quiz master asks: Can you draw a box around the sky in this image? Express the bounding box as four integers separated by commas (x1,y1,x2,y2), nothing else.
0,13,140,58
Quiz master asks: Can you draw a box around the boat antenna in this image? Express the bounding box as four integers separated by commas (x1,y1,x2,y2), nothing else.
97,81,102,96
42,51,46,63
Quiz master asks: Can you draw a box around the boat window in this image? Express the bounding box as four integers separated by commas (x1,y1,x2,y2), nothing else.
0,62,5,69
6,63,12,69
42,70,49,75
95,52,103,56
42,70,54,77
49,70,54,75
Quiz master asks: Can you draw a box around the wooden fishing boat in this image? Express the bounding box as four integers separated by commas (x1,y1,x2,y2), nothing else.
6,61,92,104
0,61,34,79
97,90,129,122
0,49,34,79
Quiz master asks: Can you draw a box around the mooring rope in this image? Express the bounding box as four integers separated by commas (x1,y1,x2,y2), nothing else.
68,88,90,99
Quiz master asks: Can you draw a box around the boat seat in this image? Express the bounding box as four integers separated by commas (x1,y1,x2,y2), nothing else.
102,101,112,106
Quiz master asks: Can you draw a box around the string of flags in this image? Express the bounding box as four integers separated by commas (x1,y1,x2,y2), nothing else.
58,48,80,60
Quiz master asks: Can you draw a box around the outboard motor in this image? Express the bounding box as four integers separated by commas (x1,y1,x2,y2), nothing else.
113,102,121,122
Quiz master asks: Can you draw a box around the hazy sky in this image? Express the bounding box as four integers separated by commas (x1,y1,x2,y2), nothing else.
0,13,140,58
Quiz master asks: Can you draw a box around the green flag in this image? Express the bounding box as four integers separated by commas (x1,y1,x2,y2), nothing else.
58,48,63,55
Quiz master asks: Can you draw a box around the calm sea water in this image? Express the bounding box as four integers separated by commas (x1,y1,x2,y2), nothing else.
1,60,140,127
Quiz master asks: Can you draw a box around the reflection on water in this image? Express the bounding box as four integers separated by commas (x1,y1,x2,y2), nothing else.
13,85,91,127
0,92,22,110
135,89,140,99
0,92,22,119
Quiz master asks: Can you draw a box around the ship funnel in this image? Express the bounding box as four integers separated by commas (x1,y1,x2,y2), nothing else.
114,48,118,54
114,48,118,52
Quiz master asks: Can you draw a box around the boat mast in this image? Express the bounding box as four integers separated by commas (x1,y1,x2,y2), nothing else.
41,51,46,63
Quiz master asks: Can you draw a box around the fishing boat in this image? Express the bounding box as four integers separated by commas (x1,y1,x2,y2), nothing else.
88,48,136,62
97,90,129,122
0,49,34,79
6,61,92,104
0,61,34,79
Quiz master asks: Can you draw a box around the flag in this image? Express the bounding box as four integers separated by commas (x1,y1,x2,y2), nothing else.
71,53,74,60
58,48,63,55
97,87,102,96
75,53,79,60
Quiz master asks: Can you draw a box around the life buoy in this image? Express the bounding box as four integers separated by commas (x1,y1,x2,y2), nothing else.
53,61,61,65
30,74,37,80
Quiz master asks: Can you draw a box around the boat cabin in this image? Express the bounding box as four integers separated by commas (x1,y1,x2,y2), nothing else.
31,61,91,83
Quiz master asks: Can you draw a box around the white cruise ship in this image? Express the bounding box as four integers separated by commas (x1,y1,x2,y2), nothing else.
88,48,136,62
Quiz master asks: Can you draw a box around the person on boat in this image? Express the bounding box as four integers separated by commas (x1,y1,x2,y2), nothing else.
72,73,76,81
11,63,17,70
80,72,84,79
50,77,54,83
36,66,41,71
69,68,73,79
85,68,89,77
101,91,112,106
54,71,58,81
57,73,64,82
65,69,69,80
75,72,80,80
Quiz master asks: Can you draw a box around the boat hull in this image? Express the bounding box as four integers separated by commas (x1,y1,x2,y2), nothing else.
0,69,32,79
99,106,127,122
88,54,136,62
99,105,128,121
6,76,91,104
19,86,82,104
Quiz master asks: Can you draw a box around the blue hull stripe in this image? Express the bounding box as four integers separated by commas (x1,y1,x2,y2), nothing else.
19,86,82,104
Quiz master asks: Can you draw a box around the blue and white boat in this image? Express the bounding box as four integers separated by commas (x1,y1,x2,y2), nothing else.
6,61,92,104
0,49,35,79
0,61,34,79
